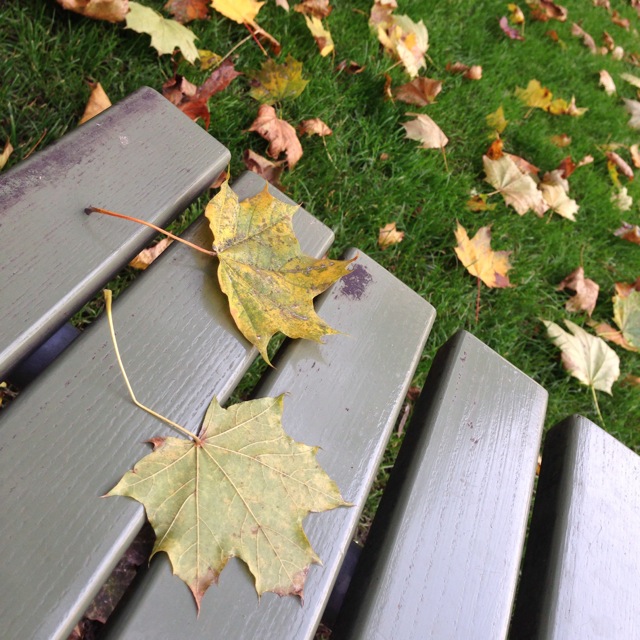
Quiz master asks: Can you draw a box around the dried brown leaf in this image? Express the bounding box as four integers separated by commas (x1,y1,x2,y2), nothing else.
293,0,332,18
557,267,599,314
79,81,112,124
614,222,640,244
393,77,442,106
298,118,332,137
243,149,285,189
164,0,209,22
248,105,303,168
129,238,174,270
57,0,128,22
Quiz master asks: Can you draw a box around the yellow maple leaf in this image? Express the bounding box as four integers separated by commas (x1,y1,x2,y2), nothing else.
205,181,354,363
454,223,513,288
210,0,264,24
304,15,334,56
249,55,309,104
515,79,553,109
377,14,428,78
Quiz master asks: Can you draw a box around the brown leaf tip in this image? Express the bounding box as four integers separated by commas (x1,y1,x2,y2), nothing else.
147,436,167,450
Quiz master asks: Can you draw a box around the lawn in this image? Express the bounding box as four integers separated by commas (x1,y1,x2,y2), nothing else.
2,0,639,540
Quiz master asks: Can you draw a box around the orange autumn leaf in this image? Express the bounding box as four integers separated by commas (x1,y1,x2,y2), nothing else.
393,77,442,106
294,0,332,18
79,81,112,124
164,0,209,22
129,238,174,270
57,0,128,22
298,118,332,137
248,105,303,168
454,223,513,288
378,222,404,249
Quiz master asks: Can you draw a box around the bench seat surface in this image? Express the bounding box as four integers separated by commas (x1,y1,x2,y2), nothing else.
0,87,229,379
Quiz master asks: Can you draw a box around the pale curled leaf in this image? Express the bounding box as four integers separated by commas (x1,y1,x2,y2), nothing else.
544,319,620,394
205,181,353,363
557,267,598,315
402,113,448,149
248,104,303,168
298,118,332,137
108,395,348,608
599,69,616,95
623,98,640,128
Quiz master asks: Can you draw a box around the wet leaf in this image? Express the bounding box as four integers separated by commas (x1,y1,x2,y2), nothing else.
454,223,513,288
205,180,353,361
544,319,620,394
248,104,303,168
126,1,199,63
108,395,347,608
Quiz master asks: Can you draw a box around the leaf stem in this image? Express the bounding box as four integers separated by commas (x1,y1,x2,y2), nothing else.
590,385,605,427
104,289,202,445
85,206,216,257
215,34,253,69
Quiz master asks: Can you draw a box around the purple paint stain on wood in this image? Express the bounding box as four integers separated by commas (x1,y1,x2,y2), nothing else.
339,264,372,300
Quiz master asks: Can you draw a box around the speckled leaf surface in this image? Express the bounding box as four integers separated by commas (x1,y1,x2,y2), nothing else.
107,395,347,610
205,180,353,363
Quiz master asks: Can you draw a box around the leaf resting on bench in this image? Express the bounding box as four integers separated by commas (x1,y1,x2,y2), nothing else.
107,395,348,610
206,180,354,364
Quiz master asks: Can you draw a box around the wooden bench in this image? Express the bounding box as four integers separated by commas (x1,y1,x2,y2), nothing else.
1,87,638,640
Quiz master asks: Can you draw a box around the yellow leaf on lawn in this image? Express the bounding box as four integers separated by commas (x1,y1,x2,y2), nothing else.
304,15,334,56
539,170,579,220
79,81,112,124
378,222,404,249
210,0,264,24
249,55,308,104
402,113,448,149
486,105,508,135
516,79,553,109
483,154,549,216
378,14,428,78
205,181,354,363
454,223,513,288
126,2,199,63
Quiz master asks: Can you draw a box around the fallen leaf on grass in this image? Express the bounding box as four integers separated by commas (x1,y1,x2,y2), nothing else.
606,151,634,180
591,321,637,352
298,118,332,136
402,113,448,149
622,374,640,386
508,3,526,24
611,187,633,211
369,0,397,29
126,1,199,63
129,238,173,270
377,14,429,78
248,105,303,168
249,55,308,104
611,9,630,30
526,0,568,22
486,105,508,136
243,149,285,189
294,0,332,18
304,15,334,56
557,267,598,314
335,59,365,74
162,59,241,128
571,22,597,53
378,222,404,249
205,181,354,361
108,395,347,609
630,144,640,168
164,0,209,22
500,15,525,40
483,154,549,216
210,0,264,23
544,319,620,394
599,69,616,95
539,171,579,220
516,79,586,115
624,98,640,128
446,61,482,79
550,133,571,147
613,281,640,349
393,77,442,106
621,72,640,89
467,193,498,212
56,0,128,22
454,223,513,288
0,140,14,171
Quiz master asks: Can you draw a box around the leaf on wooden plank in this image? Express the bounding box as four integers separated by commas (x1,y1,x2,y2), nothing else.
56,0,128,22
454,223,513,288
205,180,354,362
557,267,598,315
402,113,448,149
0,140,14,171
164,0,209,22
294,0,332,18
304,15,334,56
108,395,348,609
126,2,199,63
79,81,112,124
613,282,640,349
543,319,620,394
483,154,549,216
298,118,332,137
378,222,404,249
243,149,285,189
248,104,303,168
539,169,579,220
249,55,308,104
210,0,264,24
129,238,173,270
599,69,616,95
393,77,442,106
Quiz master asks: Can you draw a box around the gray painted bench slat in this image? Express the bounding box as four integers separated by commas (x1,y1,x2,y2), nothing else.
102,248,436,639
510,416,640,640
0,86,229,379
0,173,334,640
332,331,548,640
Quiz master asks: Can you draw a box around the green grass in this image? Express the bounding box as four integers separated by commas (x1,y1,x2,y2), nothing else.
2,0,639,502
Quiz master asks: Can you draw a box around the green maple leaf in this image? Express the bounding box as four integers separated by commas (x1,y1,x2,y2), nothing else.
249,55,309,104
126,2,199,63
107,395,347,609
205,180,354,364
